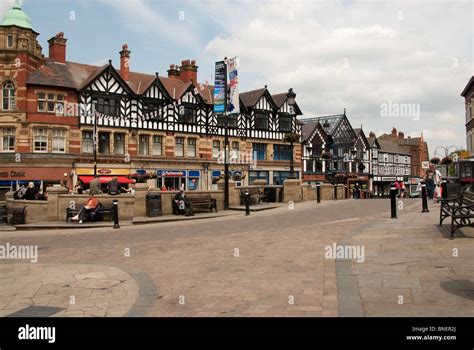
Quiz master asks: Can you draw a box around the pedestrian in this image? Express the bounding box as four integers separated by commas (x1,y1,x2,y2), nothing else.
355,183,361,199
74,181,83,194
400,181,406,198
71,194,98,224
89,176,101,195
13,185,26,200
394,180,400,198
107,176,130,195
24,182,38,200
173,188,194,216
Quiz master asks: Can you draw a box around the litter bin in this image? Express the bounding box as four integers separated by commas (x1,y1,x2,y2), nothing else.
146,194,162,217
264,187,277,203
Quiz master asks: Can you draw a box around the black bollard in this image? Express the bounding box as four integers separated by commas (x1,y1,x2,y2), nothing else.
421,181,429,213
316,183,321,204
113,199,120,229
345,185,348,199
441,178,447,200
334,185,338,200
245,191,250,216
390,182,397,219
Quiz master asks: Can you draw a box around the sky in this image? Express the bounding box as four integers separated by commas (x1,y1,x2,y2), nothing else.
1,0,473,157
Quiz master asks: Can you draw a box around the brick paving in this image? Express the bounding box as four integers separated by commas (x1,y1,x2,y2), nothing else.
0,198,473,317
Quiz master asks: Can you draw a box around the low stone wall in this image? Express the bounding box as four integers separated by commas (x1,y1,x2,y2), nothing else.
6,199,49,224
320,183,334,200
149,189,224,215
57,194,135,221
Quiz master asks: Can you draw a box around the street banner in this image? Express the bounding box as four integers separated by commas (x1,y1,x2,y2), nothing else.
213,61,226,114
226,57,239,114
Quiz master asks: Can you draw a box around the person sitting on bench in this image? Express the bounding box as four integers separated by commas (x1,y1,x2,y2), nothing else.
72,194,98,224
173,188,194,216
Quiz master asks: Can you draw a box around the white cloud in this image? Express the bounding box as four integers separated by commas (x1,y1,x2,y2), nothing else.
201,0,472,155
0,0,16,19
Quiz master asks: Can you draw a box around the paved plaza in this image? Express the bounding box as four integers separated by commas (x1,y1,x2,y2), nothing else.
0,198,473,317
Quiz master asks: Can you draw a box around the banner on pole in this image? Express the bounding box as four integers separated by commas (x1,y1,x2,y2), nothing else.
213,61,226,114
226,57,239,114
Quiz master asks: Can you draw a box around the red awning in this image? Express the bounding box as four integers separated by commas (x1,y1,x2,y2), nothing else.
78,176,135,184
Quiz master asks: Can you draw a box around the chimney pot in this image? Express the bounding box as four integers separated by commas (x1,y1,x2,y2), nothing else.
178,59,198,83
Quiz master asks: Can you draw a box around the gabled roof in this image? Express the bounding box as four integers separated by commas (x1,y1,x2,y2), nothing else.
461,76,474,97
353,128,370,149
368,136,381,149
378,139,412,156
240,88,266,108
26,59,215,103
300,114,345,135
271,93,288,108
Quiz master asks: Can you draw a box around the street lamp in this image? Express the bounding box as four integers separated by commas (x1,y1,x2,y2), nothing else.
287,88,296,106
92,98,98,177
283,132,300,179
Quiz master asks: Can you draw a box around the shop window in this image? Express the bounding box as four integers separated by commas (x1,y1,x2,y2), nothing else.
212,140,220,159
273,144,292,161
254,112,269,130
175,137,184,157
2,81,16,111
114,133,125,155
82,131,93,153
187,138,196,157
2,128,15,152
249,171,269,185
34,128,48,152
139,135,149,156
98,132,110,155
152,135,162,156
52,129,66,153
253,143,267,161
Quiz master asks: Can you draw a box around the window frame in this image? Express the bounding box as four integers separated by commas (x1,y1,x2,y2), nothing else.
98,132,110,155
2,81,16,111
1,128,15,152
175,137,185,157
7,34,14,48
254,111,270,130
52,129,66,153
187,138,197,158
279,113,292,132
82,131,94,154
114,133,125,155
212,140,221,159
94,97,120,117
152,135,163,156
138,134,150,156
253,143,267,161
33,128,48,153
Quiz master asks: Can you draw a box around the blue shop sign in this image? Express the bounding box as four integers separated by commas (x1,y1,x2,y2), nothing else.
157,170,186,177
189,171,200,178
212,170,221,177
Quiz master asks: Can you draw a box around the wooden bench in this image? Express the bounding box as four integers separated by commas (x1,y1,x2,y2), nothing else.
240,188,267,205
66,204,114,223
187,194,217,213
439,189,474,237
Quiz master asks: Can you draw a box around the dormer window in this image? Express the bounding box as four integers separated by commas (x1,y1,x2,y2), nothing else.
7,35,13,48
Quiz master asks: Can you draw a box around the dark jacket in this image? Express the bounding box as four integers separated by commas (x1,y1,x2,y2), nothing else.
24,187,38,200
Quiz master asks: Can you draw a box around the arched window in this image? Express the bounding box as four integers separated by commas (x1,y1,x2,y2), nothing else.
2,81,16,111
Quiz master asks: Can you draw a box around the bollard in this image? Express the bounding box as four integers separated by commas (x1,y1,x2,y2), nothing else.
316,183,321,204
334,185,338,200
345,185,348,199
245,191,250,216
421,181,429,213
113,199,120,229
390,182,397,219
441,178,447,200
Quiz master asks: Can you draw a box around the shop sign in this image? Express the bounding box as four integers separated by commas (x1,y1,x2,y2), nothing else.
157,170,186,177
382,177,396,182
97,169,112,175
75,168,130,176
0,170,26,178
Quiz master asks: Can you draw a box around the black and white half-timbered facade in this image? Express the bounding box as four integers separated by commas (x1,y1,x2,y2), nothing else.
73,60,303,190
299,112,372,194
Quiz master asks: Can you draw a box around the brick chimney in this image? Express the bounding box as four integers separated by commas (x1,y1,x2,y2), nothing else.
391,127,398,138
167,64,180,80
398,131,405,139
119,44,131,82
179,59,198,83
48,32,67,64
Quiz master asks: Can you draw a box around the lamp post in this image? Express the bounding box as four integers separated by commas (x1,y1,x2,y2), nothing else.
92,99,98,178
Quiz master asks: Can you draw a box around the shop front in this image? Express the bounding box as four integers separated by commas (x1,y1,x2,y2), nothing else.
348,175,370,198
0,166,72,200
75,167,134,192
156,170,202,191
372,176,405,197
